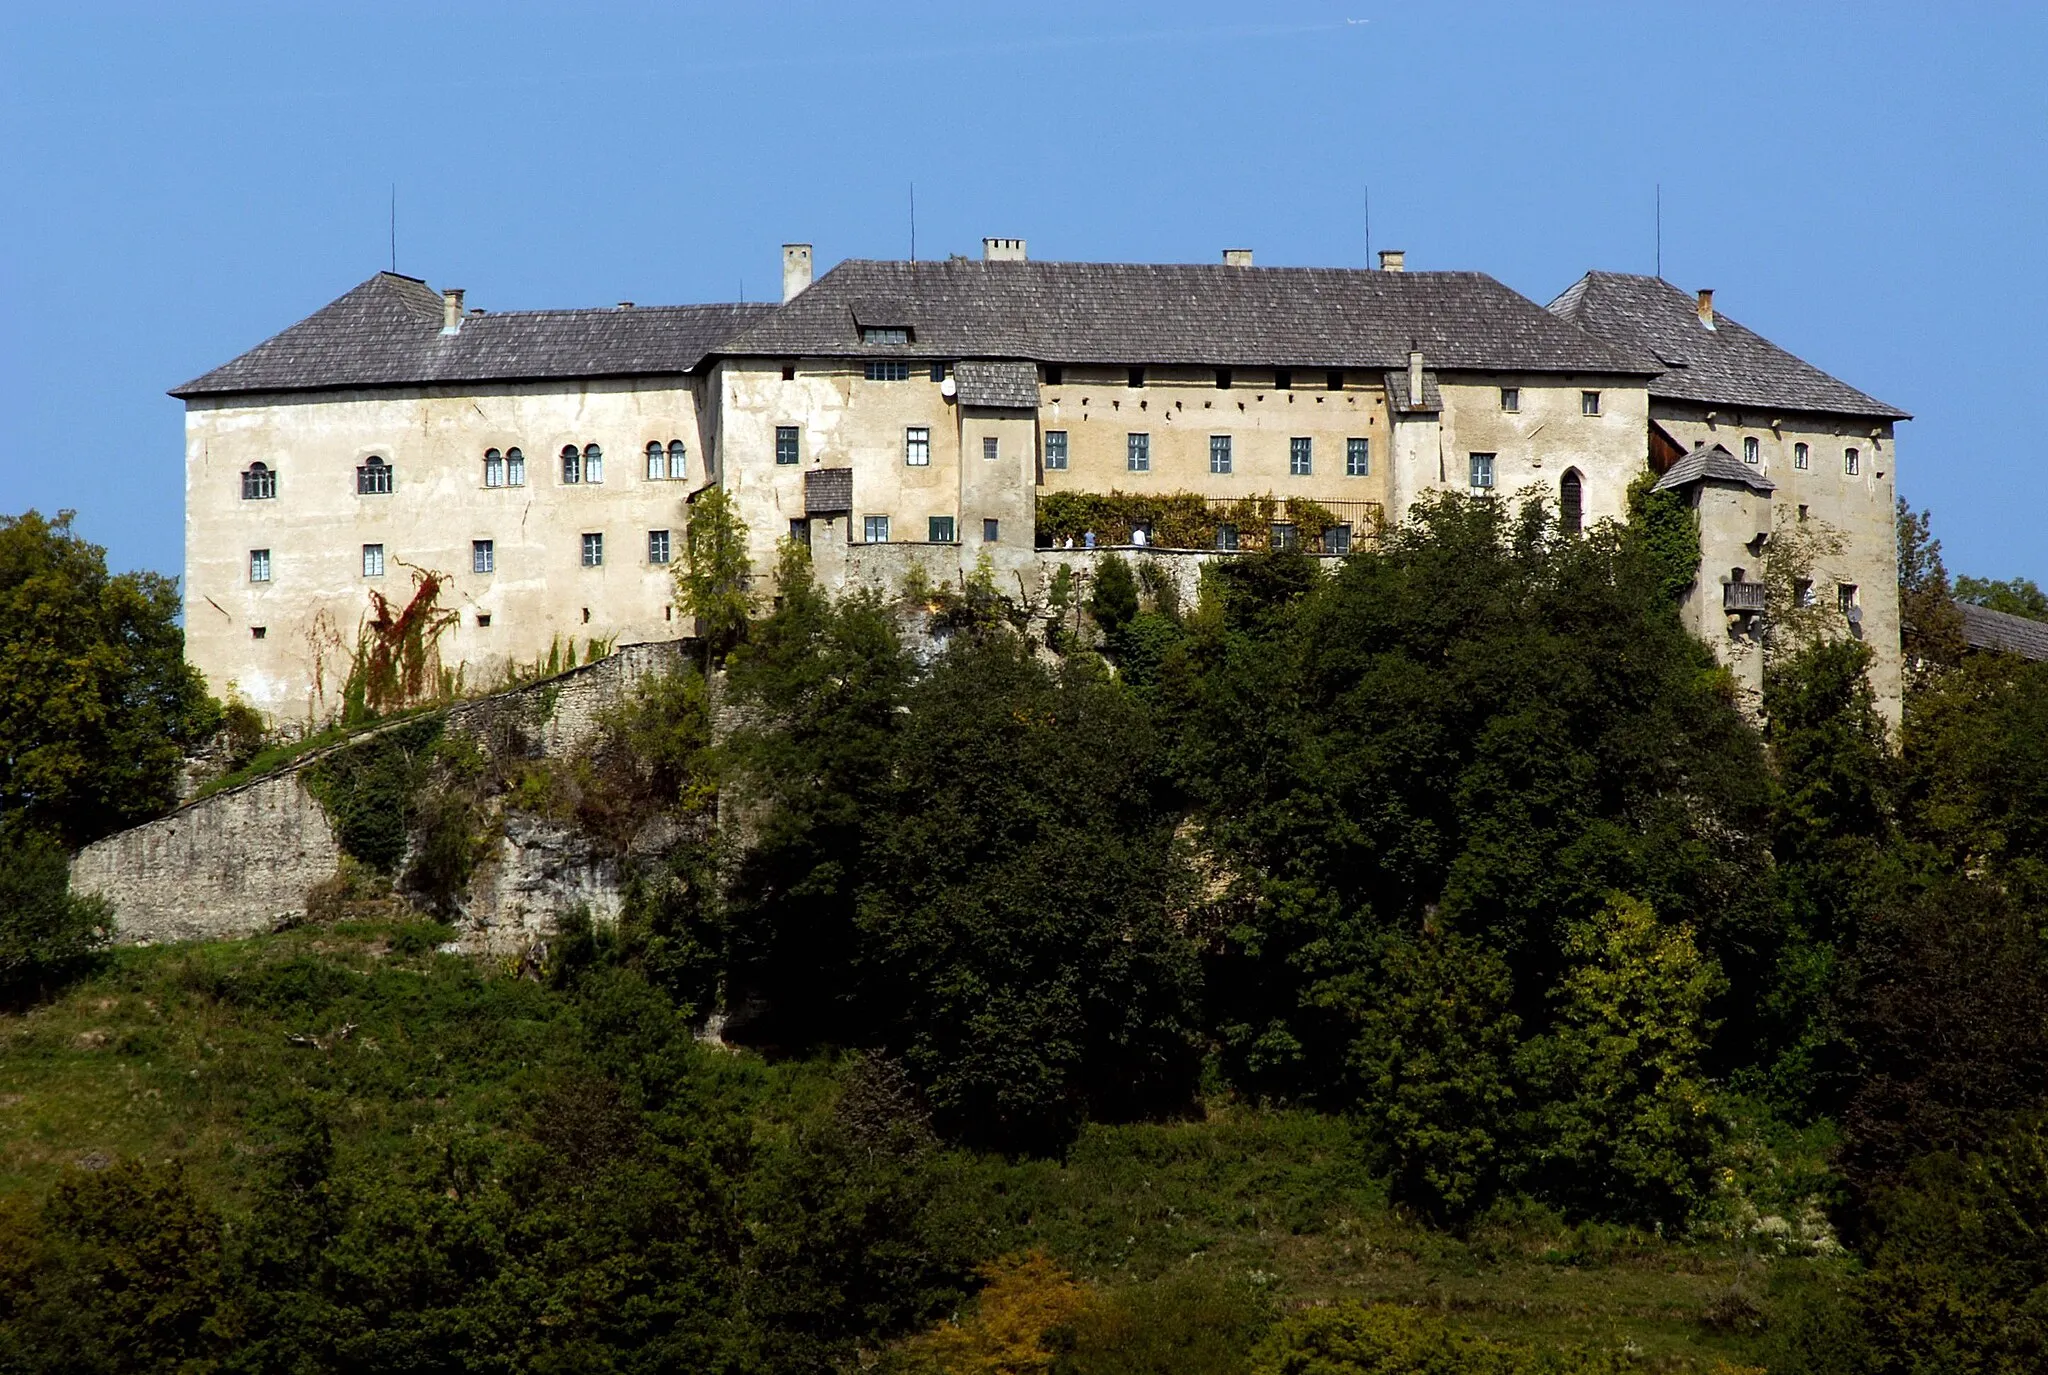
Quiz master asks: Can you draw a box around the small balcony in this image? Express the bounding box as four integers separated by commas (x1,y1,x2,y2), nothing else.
1723,580,1768,614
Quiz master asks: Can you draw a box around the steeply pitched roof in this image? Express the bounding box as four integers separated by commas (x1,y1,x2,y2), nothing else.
1653,442,1778,494
1384,367,1443,414
723,260,1651,375
953,359,1040,409
1549,271,1907,420
1960,603,2048,661
172,273,773,398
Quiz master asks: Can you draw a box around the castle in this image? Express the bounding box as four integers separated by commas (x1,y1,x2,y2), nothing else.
174,240,1907,724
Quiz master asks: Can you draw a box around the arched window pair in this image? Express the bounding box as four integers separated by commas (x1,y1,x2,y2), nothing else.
645,440,687,480
484,447,527,488
356,455,393,495
1559,468,1584,535
562,443,603,484
241,462,276,500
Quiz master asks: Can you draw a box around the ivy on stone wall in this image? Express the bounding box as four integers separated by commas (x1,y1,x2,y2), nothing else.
301,717,446,874
1035,490,1352,551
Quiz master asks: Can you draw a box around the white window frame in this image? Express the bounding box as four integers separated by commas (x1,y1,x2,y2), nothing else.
561,446,582,484
1744,436,1760,465
1127,433,1150,472
1844,446,1861,476
1290,437,1313,477
1346,437,1370,477
646,442,665,480
362,543,385,578
506,448,526,486
485,449,506,487
648,529,671,565
581,532,604,567
472,539,494,574
775,426,800,465
1043,430,1068,470
1469,453,1496,489
249,548,271,582
863,514,890,544
905,426,930,466
1210,434,1232,474
1793,442,1810,470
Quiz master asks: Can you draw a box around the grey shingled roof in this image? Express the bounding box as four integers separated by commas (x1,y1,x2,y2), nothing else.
953,359,1040,409
1960,603,2048,661
172,273,773,398
1383,368,1443,414
724,259,1652,374
1549,271,1908,421
1654,442,1778,494
805,467,853,515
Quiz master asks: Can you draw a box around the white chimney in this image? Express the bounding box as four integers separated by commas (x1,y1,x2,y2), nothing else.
1379,249,1406,273
1407,349,1425,407
1697,287,1715,330
441,288,465,335
782,244,813,302
983,237,1027,262
1223,248,1254,267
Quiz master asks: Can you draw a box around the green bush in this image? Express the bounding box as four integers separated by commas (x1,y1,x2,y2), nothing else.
0,828,109,1001
1248,1301,1623,1374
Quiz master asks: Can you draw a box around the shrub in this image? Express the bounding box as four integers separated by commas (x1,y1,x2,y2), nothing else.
0,828,109,1001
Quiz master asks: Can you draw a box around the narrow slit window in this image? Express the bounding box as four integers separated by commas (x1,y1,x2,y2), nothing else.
251,626,266,639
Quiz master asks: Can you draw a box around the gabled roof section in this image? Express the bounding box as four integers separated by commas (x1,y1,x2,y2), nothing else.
1960,603,2048,662
953,360,1040,409
172,273,773,399
1653,442,1777,494
724,259,1653,375
1549,271,1908,421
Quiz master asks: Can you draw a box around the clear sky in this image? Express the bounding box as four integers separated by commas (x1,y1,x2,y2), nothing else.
4,1,2043,585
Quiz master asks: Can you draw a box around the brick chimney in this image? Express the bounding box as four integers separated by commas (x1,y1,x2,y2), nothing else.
1696,287,1715,330
441,288,465,335
1223,248,1254,267
983,237,1027,262
1379,249,1406,272
782,244,813,302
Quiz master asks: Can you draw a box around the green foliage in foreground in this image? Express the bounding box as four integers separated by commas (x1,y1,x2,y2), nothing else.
0,831,109,1004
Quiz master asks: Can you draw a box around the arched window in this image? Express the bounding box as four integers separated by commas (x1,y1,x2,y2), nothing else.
668,439,687,480
646,441,665,480
484,448,505,488
356,455,392,495
1743,436,1760,465
1559,468,1584,534
561,445,581,484
584,443,603,483
241,462,276,500
506,447,526,486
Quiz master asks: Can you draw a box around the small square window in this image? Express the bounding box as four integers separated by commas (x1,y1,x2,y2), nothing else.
1127,367,1145,388
775,426,800,465
1215,523,1239,552
249,548,271,582
356,457,392,495
928,516,956,543
1271,523,1298,550
905,426,930,466
472,539,494,574
1044,365,1063,386
251,625,267,640
1324,524,1352,555
582,532,604,567
1844,446,1861,476
1469,453,1496,489
1793,442,1810,469
1290,437,1313,476
983,518,1000,543
1214,368,1233,389
1346,437,1370,477
863,515,890,544
983,436,1000,462
864,360,911,381
1210,434,1232,474
1127,433,1150,472
789,518,810,545
476,612,492,627
1273,369,1293,391
1043,431,1068,470
648,529,671,565
1581,391,1601,416
1744,436,1760,464
1500,387,1520,413
362,543,385,577
1326,369,1344,392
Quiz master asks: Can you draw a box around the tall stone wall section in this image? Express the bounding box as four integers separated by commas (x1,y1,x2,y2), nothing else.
71,640,690,950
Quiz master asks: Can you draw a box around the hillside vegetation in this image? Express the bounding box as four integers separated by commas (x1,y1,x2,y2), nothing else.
3,491,2047,1372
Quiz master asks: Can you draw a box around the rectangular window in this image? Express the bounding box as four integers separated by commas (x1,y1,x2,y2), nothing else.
983,436,999,462
928,516,956,543
1290,437,1313,476
1500,387,1520,413
1838,583,1860,615
1127,433,1150,472
789,518,810,545
648,530,671,565
362,543,385,578
982,518,1000,543
582,533,604,567
1581,390,1601,415
1127,367,1145,388
249,549,271,582
1346,437,1370,477
1215,523,1239,551
1273,369,1293,391
1324,524,1352,555
863,515,890,544
1845,446,1861,476
472,539,494,574
1794,442,1810,470
1210,435,1233,474
476,612,491,627
1326,369,1345,391
1469,453,1496,489
1271,523,1298,550
1744,435,1761,464
905,426,930,466
251,626,266,639
1043,431,1068,470
775,426,800,465
864,360,911,381
861,326,908,345
1795,578,1815,608
930,363,947,382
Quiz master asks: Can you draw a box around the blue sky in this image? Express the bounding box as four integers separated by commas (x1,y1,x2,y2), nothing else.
4,1,2043,584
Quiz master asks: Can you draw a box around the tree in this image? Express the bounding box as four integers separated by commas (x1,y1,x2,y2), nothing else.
0,828,110,1002
1087,554,1138,643
674,486,753,662
1896,502,1966,669
0,510,219,846
1954,573,2048,622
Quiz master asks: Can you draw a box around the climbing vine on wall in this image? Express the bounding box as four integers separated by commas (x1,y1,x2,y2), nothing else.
1034,489,1361,550
302,717,446,874
340,568,459,725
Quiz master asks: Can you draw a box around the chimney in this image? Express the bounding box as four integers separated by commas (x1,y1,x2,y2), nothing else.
982,237,1027,262
1379,249,1405,273
1222,248,1254,267
617,300,634,310
1696,287,1715,330
782,244,813,303
441,288,464,335
1407,349,1425,408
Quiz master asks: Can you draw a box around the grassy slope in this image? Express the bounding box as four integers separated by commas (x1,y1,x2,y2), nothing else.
0,929,1822,1370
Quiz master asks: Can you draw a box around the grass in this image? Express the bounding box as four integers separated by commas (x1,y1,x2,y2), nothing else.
0,929,1824,1370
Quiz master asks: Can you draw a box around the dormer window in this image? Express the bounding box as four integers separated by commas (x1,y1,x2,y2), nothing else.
356,456,392,495
862,327,909,345
241,462,276,500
